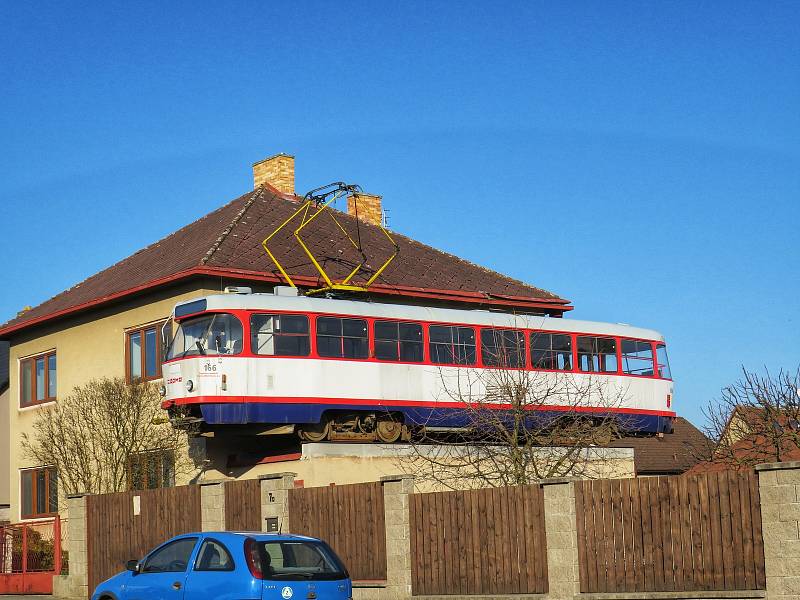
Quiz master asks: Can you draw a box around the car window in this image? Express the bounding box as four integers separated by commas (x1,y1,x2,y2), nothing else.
194,539,235,572
258,541,347,581
142,538,198,573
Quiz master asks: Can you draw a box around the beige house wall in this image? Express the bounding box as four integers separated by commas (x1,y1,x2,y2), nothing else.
5,280,222,522
0,387,9,507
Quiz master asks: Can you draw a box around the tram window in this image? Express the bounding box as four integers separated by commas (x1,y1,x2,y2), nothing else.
577,336,618,373
480,329,526,368
531,332,572,371
429,325,476,365
621,340,655,376
251,314,310,357
656,344,672,379
166,313,243,359
316,317,369,359
374,321,424,362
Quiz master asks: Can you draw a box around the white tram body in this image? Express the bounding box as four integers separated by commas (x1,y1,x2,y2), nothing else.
161,290,675,437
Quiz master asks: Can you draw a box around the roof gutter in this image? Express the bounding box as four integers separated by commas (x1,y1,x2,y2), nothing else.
0,266,572,339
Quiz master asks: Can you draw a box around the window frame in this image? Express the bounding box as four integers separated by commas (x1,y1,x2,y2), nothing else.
428,324,477,366
479,328,527,369
655,343,673,380
194,538,236,572
530,331,574,372
20,466,58,520
373,320,425,363
127,449,176,491
315,316,369,360
142,537,199,574
577,335,620,374
620,338,657,377
125,321,168,383
19,351,57,408
250,313,311,357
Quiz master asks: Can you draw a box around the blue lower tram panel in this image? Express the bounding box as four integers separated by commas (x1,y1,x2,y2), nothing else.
199,402,674,434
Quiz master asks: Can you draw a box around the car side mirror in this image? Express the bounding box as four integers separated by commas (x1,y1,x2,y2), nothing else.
126,560,141,574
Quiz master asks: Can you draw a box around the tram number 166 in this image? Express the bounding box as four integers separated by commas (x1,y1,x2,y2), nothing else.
202,362,218,373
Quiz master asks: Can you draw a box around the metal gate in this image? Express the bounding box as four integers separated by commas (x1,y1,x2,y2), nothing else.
0,517,63,594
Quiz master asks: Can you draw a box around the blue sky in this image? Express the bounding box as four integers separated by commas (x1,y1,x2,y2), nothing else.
1,1,798,427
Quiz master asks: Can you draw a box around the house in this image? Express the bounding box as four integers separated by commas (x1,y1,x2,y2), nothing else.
0,341,9,523
686,406,800,474
0,153,575,522
611,416,710,476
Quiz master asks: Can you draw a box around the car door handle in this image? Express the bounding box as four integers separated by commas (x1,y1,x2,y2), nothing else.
172,581,182,590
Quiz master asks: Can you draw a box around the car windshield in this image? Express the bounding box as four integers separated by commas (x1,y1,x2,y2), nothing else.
166,313,243,359
258,541,347,581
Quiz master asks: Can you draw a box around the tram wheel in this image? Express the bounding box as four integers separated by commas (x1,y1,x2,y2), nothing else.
376,418,402,444
300,420,330,442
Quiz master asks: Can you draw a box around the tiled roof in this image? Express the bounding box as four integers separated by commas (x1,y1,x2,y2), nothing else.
0,186,570,336
612,417,711,475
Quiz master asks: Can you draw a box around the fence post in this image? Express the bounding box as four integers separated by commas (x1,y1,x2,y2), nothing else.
380,475,414,599
259,472,296,533
756,461,800,600
542,479,580,600
53,494,89,600
200,479,227,531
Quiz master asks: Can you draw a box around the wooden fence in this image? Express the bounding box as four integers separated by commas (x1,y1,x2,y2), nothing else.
288,482,387,581
575,471,766,593
409,485,548,596
224,479,262,531
86,486,201,594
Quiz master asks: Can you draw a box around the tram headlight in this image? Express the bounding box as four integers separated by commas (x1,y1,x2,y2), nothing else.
186,379,194,392
159,385,167,397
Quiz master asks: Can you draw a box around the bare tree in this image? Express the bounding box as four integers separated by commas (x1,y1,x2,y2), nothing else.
397,352,633,490
701,366,800,469
22,378,194,496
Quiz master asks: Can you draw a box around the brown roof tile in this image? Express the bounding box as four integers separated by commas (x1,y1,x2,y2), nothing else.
612,417,711,475
1,187,570,336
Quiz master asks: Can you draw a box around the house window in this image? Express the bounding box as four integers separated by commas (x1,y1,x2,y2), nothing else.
126,323,168,382
20,467,58,519
251,314,310,356
577,336,618,373
316,317,369,359
128,450,176,491
480,329,526,368
531,332,573,371
429,325,476,365
621,340,655,376
374,321,424,362
20,352,56,407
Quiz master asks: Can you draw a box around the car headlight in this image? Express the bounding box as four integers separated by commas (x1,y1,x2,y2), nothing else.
186,379,194,392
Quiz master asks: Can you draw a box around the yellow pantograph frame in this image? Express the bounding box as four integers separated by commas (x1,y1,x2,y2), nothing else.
262,190,399,294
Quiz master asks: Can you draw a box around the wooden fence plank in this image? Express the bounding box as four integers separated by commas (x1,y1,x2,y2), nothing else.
749,472,766,590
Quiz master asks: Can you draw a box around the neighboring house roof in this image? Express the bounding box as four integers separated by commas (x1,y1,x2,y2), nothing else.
0,341,8,392
612,417,711,475
0,185,571,338
686,406,800,474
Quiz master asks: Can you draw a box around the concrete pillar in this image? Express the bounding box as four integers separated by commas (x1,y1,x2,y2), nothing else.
756,461,800,600
542,479,580,600
260,472,296,533
380,475,414,599
53,494,89,600
200,480,227,531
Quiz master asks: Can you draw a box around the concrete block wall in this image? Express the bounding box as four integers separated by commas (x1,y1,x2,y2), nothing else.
200,480,227,531
260,472,296,533
53,495,88,600
757,461,800,600
542,480,581,600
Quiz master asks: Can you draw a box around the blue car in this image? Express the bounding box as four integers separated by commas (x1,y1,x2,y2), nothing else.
91,532,352,600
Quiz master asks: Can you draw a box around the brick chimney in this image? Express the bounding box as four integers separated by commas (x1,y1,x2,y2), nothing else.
253,153,295,195
347,192,383,227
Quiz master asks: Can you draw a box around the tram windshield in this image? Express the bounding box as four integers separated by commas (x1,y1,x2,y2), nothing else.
166,313,243,359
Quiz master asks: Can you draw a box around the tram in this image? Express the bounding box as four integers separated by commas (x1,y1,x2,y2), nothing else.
160,288,675,442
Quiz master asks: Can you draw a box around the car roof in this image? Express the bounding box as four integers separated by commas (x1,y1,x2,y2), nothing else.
173,531,319,543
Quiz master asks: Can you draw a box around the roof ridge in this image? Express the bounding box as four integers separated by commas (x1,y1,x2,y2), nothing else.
200,187,265,266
